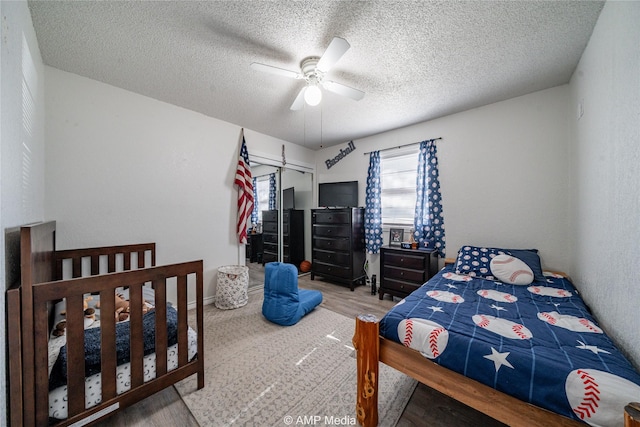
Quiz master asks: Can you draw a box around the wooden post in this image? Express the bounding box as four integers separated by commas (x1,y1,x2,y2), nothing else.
353,314,380,427
625,402,640,427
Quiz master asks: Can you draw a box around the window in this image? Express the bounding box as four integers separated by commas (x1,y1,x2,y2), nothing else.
380,147,419,226
255,176,271,223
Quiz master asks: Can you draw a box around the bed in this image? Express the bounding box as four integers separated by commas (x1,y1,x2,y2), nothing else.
7,221,205,426
353,246,640,427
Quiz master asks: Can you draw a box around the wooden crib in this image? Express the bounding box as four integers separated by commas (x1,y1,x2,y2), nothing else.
7,221,204,426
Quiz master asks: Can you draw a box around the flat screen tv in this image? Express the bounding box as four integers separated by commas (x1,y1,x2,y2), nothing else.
318,181,358,208
283,187,295,210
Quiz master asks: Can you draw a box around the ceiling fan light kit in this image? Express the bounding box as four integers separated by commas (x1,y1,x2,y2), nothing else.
304,85,322,106
251,37,365,111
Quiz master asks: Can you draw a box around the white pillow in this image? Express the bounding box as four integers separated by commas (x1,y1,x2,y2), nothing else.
490,255,534,285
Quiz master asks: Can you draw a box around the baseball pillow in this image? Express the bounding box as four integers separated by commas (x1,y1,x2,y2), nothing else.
453,246,507,279
490,254,534,285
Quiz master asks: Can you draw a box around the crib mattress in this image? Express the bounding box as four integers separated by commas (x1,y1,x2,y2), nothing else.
47,290,198,420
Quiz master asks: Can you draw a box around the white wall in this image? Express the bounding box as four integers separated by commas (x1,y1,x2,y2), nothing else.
568,1,640,368
316,86,570,278
44,67,315,305
0,1,46,424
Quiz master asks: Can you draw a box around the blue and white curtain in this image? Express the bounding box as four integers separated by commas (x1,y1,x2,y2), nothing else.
268,173,277,210
251,177,259,225
413,140,446,258
365,151,383,254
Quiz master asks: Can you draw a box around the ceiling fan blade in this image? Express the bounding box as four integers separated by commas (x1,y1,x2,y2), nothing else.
290,87,307,110
250,62,302,79
316,37,351,73
322,80,365,101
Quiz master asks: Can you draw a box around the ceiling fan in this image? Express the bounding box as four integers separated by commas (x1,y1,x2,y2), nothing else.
250,37,365,110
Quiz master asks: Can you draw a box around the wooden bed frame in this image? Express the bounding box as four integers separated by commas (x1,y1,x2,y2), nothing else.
6,221,205,426
352,261,640,427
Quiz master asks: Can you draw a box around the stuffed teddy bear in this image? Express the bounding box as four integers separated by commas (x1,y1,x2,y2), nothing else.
114,293,131,322
53,296,96,337
98,292,151,322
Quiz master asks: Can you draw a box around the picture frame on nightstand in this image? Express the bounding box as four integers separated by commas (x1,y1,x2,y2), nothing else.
389,228,404,246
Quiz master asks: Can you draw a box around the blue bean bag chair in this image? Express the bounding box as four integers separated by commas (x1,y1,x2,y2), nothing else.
262,262,323,326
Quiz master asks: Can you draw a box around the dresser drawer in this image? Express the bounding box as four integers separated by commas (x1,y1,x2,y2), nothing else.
313,261,351,279
263,222,278,233
385,252,426,270
313,249,351,266
313,210,350,224
313,237,351,251
383,265,426,284
382,278,422,294
262,210,277,222
313,224,351,238
262,251,278,264
263,233,278,243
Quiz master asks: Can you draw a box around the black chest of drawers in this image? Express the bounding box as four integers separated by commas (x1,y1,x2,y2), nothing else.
261,209,304,268
261,210,279,264
379,245,438,300
311,207,365,291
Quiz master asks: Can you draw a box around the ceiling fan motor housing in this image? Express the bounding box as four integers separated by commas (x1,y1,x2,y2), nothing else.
301,57,323,85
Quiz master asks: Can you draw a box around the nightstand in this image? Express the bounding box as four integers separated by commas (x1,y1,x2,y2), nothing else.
379,245,438,300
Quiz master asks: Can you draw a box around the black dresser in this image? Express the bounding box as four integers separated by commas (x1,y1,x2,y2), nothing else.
311,207,365,291
379,245,438,300
261,210,279,264
246,233,263,263
262,209,305,268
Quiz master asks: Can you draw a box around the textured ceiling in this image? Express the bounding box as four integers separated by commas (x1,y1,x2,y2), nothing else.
28,1,604,150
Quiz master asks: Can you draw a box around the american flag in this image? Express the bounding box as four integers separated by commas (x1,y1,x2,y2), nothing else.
234,132,254,244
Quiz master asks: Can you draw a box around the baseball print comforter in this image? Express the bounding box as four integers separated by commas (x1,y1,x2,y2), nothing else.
379,265,640,426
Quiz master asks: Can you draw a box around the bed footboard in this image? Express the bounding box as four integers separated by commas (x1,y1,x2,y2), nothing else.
353,315,640,427
352,314,380,427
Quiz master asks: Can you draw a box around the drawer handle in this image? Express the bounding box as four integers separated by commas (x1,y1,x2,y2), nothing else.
400,258,404,262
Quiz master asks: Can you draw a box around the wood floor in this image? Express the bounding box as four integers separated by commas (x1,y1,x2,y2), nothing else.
96,263,506,426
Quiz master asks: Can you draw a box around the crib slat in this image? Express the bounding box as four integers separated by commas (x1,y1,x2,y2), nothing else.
72,258,82,278
7,287,24,427
124,252,131,271
129,284,144,388
91,255,99,275
154,279,168,377
100,290,117,400
55,257,64,280
177,274,188,365
196,262,205,390
108,253,116,273
67,294,87,417
138,250,145,268
33,296,50,427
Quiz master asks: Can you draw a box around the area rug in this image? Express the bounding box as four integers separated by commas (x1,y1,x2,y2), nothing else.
175,288,417,426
